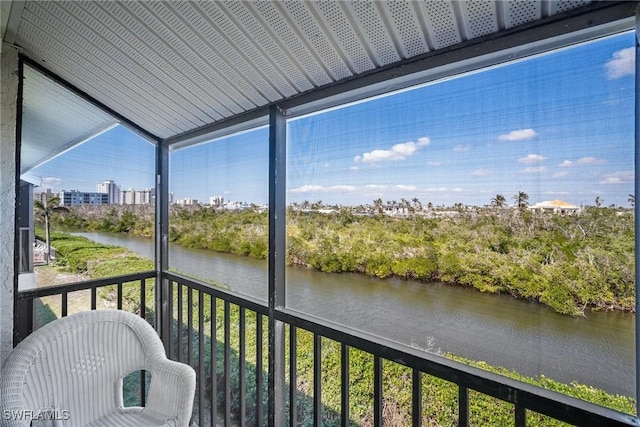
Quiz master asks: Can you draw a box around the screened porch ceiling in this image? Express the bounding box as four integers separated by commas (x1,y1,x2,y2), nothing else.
2,0,636,174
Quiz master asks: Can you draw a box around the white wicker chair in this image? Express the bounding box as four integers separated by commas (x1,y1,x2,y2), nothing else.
1,310,195,427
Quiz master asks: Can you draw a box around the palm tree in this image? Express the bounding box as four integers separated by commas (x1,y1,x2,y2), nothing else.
490,194,506,209
373,198,384,214
628,194,635,208
513,191,529,209
595,196,602,208
34,196,69,263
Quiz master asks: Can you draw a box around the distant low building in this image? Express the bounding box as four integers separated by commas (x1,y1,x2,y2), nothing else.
529,199,580,215
175,197,198,206
59,190,108,206
120,188,155,205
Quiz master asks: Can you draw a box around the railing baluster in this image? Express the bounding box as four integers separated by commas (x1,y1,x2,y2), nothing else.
459,386,469,427
515,404,526,427
141,369,147,407
412,369,422,427
256,313,263,427
166,279,173,357
240,307,246,426
140,278,147,407
140,278,146,320
61,291,68,317
289,325,297,427
314,333,322,427
198,291,205,427
15,297,34,343
117,281,123,310
90,287,96,310
341,343,350,427
224,301,231,426
177,281,183,362
188,287,193,367
210,296,218,425
374,355,382,427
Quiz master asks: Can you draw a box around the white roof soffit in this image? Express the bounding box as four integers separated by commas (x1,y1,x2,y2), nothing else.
20,65,120,174
8,1,637,150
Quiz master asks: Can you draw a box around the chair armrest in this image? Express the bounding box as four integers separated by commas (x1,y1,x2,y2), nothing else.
144,359,196,427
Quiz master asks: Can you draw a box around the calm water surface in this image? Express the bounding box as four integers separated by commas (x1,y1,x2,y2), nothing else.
76,232,635,397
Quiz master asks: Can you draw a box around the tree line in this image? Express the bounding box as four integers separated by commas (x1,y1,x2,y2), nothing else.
42,200,635,315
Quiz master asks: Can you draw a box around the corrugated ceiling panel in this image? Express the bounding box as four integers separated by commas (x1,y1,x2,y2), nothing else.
65,1,217,127
551,0,592,14
503,0,543,29
221,1,315,94
311,1,375,75
458,1,499,40
346,1,401,66
419,1,462,50
382,1,430,58
21,66,118,173
114,1,258,113
16,3,191,137
279,1,353,81
81,1,228,122
187,1,297,99
12,0,600,144
177,1,283,102
249,1,333,87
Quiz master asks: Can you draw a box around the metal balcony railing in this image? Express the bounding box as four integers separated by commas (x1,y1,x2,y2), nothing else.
15,271,639,426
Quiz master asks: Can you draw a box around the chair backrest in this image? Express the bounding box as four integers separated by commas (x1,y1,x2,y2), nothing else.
1,310,165,426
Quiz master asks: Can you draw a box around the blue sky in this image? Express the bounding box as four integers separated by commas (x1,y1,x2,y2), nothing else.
33,32,635,208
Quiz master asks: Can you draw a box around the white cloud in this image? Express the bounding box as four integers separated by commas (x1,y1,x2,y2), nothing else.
576,157,606,165
349,166,360,171
553,171,569,178
559,157,606,167
424,187,463,193
41,177,62,186
471,169,492,177
290,185,325,193
498,128,537,142
518,154,546,163
355,137,430,163
364,184,387,190
290,184,359,194
453,144,470,152
520,166,547,174
428,161,441,166
600,171,634,184
396,184,417,191
605,47,635,79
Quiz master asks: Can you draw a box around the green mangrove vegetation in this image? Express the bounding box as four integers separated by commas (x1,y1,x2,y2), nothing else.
49,202,635,316
35,231,636,425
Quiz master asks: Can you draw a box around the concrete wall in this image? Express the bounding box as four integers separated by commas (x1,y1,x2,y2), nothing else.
0,44,19,365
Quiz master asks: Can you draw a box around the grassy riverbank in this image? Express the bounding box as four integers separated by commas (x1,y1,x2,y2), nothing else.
37,230,635,425
53,205,635,315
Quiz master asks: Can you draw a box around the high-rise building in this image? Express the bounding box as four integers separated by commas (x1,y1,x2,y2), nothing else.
34,188,56,205
209,195,224,207
96,180,120,204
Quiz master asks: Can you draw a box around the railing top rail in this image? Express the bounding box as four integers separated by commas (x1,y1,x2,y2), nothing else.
17,271,156,299
163,271,268,315
277,307,639,426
